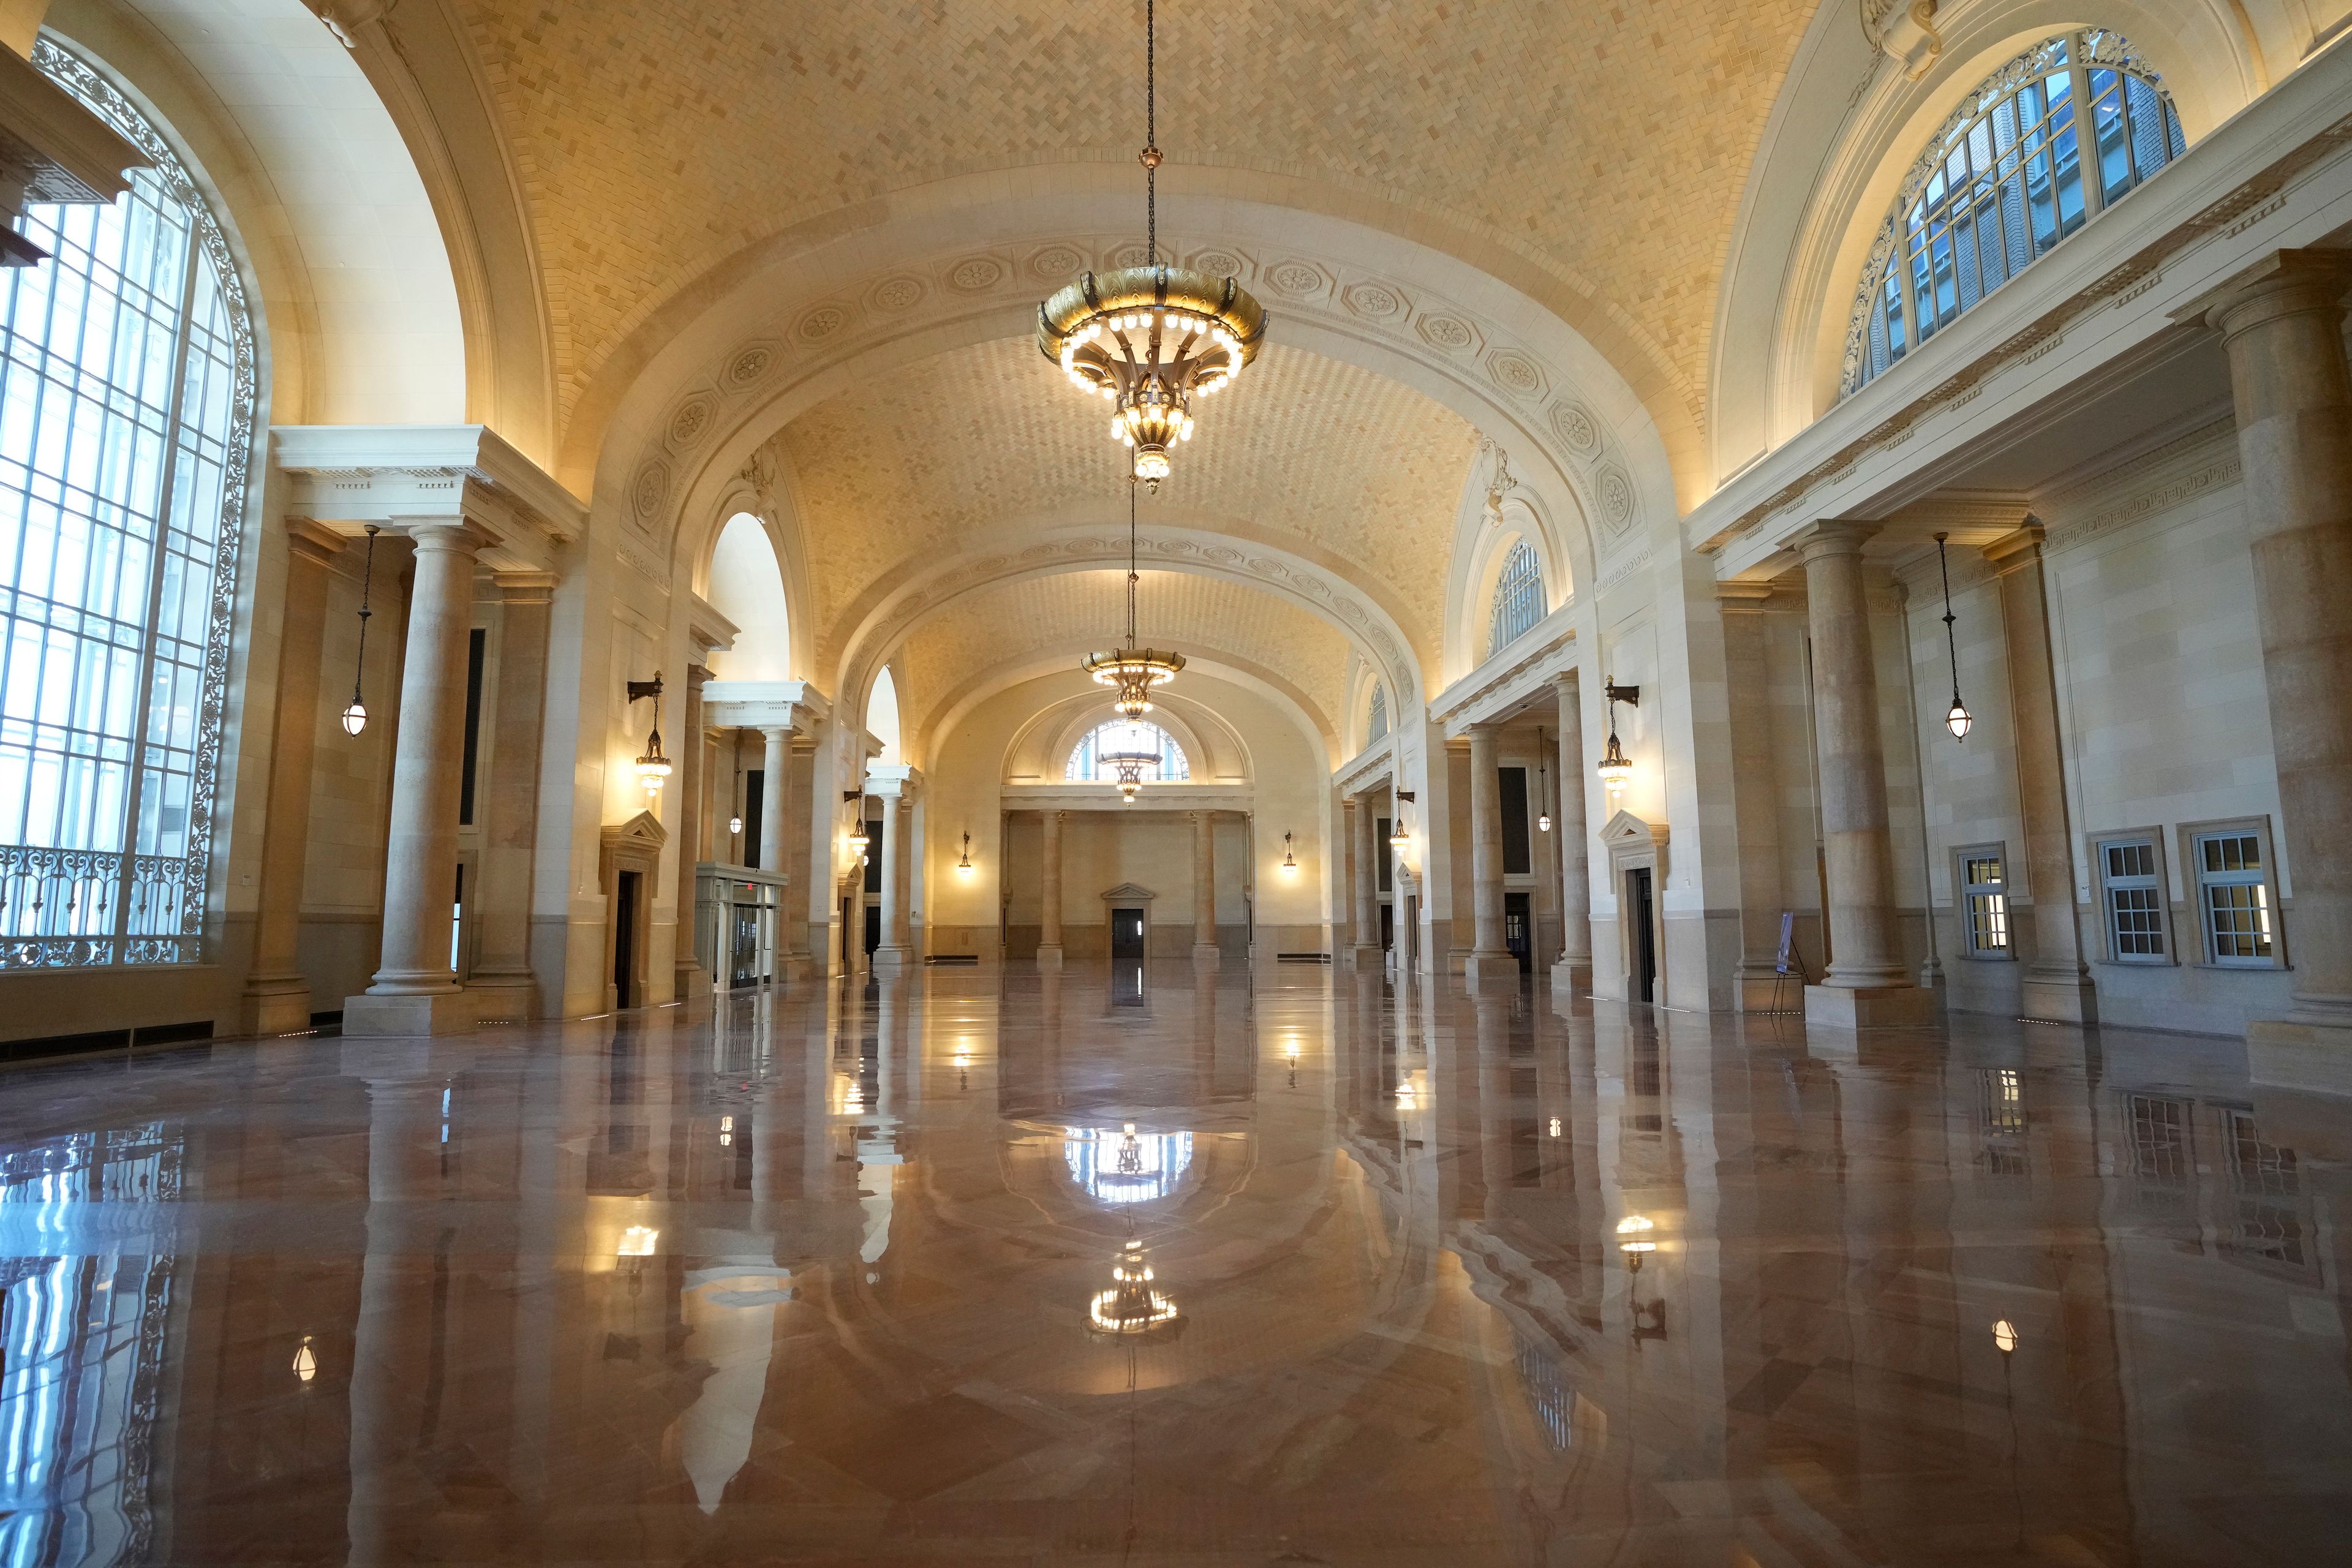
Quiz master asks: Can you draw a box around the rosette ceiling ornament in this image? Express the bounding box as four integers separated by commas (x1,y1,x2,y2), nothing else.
1035,0,1267,493
1084,480,1185,800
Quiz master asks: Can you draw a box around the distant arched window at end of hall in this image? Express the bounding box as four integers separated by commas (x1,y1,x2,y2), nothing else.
0,41,259,969
1487,540,1545,659
1842,30,2184,396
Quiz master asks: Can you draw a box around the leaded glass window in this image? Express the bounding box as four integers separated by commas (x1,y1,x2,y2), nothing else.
1066,721,1189,783
1366,682,1389,745
1486,540,1544,658
0,41,256,968
1842,31,2184,395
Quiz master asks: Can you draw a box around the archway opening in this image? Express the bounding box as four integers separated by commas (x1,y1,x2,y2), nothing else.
706,512,791,680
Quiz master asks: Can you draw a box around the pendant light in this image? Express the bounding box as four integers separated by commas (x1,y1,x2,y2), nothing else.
1083,477,1185,728
340,524,380,736
1536,727,1552,832
1936,533,1973,741
626,674,671,799
1390,791,1414,848
1597,682,1638,796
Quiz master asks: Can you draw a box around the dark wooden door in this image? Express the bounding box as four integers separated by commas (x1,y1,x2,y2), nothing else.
1627,867,1656,1003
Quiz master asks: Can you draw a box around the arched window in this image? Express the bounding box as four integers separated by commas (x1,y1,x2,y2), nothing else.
1366,682,1389,745
1843,31,2184,394
1066,721,1190,783
1487,540,1544,657
0,42,257,968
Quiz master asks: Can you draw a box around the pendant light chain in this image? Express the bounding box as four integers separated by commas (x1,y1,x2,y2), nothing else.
1127,477,1140,649
1143,0,1158,264
1935,532,1974,741
352,524,378,706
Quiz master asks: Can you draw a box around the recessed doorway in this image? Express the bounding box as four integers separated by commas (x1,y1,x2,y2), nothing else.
1625,866,1657,1003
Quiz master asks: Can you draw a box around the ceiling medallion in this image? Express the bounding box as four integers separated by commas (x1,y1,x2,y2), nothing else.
1082,480,1184,799
1035,0,1266,492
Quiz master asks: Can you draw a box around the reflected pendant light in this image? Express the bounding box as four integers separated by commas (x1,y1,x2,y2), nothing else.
1036,0,1267,491
1083,478,1183,797
1936,533,1973,741
340,524,380,736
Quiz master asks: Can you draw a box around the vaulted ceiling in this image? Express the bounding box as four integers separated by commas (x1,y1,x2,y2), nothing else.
452,0,1814,424
777,337,1480,660
895,570,1352,745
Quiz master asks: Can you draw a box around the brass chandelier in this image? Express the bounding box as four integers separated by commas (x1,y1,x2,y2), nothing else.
1035,0,1267,492
1082,478,1185,796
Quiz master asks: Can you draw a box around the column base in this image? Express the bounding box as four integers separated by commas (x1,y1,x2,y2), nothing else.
1803,983,1936,1029
468,968,536,1023
1735,969,1806,1012
342,989,477,1037
2019,971,2098,1025
2247,1017,2352,1099
872,944,911,973
1551,957,1592,997
1192,943,1222,968
778,951,818,982
1462,949,1520,986
239,978,313,1038
672,960,705,998
1034,945,1064,971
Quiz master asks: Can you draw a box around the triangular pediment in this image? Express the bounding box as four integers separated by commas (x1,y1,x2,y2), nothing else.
1599,809,1665,846
1098,881,1158,902
601,809,669,850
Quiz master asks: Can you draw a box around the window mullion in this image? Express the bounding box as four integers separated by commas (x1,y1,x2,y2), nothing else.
2067,37,2105,219
108,225,202,962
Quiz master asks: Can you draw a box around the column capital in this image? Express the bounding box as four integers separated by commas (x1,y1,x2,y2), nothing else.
1784,518,1881,562
284,514,347,568
1981,519,2048,575
684,663,713,687
492,568,558,603
1714,579,1777,612
2189,247,2352,339
1550,668,1581,696
404,518,489,557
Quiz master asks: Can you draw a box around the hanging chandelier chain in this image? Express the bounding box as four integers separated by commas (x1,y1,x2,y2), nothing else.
1143,0,1158,263
352,524,380,704
1936,532,1963,698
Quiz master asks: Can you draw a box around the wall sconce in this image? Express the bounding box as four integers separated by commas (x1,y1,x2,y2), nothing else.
1536,726,1552,832
1280,831,1297,873
844,789,870,855
957,832,974,875
1390,790,1414,848
340,524,380,736
1597,681,1638,797
626,674,671,800
1935,533,1973,741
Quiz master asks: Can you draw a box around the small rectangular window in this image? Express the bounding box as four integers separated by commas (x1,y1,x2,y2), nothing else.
2193,827,2277,967
2094,834,2167,963
1958,848,2010,956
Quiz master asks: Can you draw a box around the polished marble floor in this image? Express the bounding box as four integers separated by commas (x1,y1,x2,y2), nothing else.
1,966,2348,1565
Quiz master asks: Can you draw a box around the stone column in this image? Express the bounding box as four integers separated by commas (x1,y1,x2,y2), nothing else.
1463,723,1515,983
1036,810,1065,969
782,736,815,978
345,522,483,1036
1551,672,1593,994
1191,809,1220,966
758,727,791,879
466,571,554,1023
1716,588,1788,1010
1351,795,1383,970
2206,252,2352,1086
873,785,911,971
1789,520,1931,1027
671,664,710,998
1985,524,2097,1023
241,518,348,1035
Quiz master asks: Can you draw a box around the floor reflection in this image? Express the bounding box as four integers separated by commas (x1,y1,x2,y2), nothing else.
0,967,2345,1562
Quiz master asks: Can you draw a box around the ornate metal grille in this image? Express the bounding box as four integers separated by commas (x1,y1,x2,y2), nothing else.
0,42,255,968
1486,540,1544,657
1842,31,2184,395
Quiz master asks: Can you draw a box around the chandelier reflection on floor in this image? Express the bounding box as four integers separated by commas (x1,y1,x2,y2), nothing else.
1036,0,1265,491
1088,1237,1182,1339
1065,1121,1193,1205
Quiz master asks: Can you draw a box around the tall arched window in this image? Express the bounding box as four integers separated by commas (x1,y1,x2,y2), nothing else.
1487,540,1544,658
1066,721,1190,783
0,42,257,969
1366,682,1389,745
1843,31,2184,394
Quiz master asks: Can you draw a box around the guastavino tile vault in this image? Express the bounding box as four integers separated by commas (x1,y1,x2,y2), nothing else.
5,0,2352,1560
